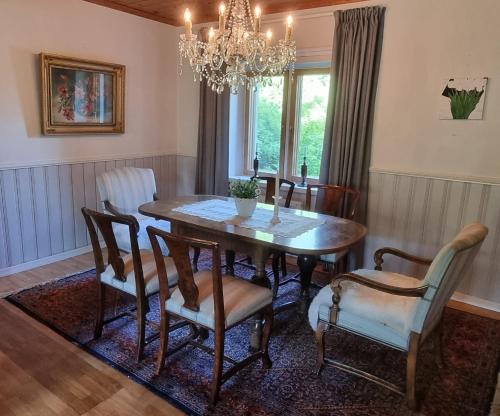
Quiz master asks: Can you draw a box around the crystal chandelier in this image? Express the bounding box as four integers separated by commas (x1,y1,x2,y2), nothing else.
179,0,296,94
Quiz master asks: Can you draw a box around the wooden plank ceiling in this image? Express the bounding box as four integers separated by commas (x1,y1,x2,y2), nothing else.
83,0,366,26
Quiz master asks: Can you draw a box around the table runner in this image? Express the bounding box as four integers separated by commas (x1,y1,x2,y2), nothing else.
172,199,325,238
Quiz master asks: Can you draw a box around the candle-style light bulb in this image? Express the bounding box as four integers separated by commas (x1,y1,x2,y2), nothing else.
266,29,273,47
255,5,262,32
208,27,215,43
184,8,192,37
285,15,293,42
219,3,226,31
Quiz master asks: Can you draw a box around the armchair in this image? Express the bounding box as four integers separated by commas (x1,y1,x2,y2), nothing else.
308,223,488,410
96,167,170,254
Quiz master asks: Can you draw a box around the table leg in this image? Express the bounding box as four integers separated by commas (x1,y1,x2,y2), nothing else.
225,250,235,276
297,254,318,314
249,249,271,352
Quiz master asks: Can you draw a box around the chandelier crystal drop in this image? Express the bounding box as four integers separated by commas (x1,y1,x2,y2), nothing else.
179,0,297,94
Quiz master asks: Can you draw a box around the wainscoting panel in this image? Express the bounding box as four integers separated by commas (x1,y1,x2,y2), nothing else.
366,171,500,304
0,154,178,273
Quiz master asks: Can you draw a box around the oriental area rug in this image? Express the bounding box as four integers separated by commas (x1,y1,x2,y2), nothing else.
7,255,500,416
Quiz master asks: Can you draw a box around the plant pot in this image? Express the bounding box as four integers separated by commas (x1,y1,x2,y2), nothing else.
234,197,258,217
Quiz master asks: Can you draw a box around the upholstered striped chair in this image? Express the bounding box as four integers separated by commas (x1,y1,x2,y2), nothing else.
82,208,180,362
147,226,274,406
308,223,488,410
96,167,170,254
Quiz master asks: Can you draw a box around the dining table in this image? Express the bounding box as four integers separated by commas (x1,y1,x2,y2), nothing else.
139,195,367,350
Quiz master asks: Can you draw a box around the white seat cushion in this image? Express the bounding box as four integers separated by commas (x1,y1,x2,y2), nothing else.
100,250,178,297
320,249,348,264
166,271,273,330
113,214,171,256
308,269,422,350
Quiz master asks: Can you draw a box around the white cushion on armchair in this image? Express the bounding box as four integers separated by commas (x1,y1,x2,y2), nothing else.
96,167,170,255
112,213,171,255
308,269,421,350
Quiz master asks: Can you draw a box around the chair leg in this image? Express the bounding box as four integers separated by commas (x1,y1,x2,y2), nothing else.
406,332,420,410
136,297,146,362
156,311,170,375
280,253,287,277
193,247,201,273
271,254,280,299
94,282,105,339
433,319,445,369
315,320,328,376
210,326,225,407
261,306,273,369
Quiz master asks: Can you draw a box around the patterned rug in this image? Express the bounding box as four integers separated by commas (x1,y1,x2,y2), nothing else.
7,255,500,416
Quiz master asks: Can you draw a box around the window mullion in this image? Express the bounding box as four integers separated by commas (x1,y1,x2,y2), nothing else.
284,72,298,181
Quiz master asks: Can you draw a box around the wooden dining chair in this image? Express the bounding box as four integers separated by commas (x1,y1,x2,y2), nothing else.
309,223,488,410
307,184,361,270
147,226,274,406
82,207,180,362
272,184,361,299
224,176,295,281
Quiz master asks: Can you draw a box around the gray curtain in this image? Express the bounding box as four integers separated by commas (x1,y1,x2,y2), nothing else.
320,6,385,224
195,28,230,196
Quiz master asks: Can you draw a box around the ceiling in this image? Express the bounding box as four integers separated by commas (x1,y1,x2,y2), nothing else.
83,0,366,26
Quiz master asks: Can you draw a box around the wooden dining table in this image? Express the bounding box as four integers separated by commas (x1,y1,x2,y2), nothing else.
139,195,367,350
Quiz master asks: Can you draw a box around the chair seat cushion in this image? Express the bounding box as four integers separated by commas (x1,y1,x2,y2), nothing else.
320,249,348,264
166,271,273,330
308,269,422,350
113,214,171,255
100,250,178,297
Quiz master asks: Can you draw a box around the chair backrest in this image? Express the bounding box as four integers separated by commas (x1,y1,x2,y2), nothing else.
305,184,361,220
96,167,157,214
412,223,488,339
82,208,145,293
252,176,295,208
147,226,225,325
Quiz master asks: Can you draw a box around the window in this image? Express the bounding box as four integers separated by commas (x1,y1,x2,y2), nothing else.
245,68,330,182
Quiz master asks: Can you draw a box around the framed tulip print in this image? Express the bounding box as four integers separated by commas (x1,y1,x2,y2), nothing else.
40,53,125,135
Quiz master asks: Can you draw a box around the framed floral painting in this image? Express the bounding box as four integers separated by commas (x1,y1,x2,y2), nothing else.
40,53,125,135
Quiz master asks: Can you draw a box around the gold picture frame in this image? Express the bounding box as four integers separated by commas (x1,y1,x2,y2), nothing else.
40,53,125,135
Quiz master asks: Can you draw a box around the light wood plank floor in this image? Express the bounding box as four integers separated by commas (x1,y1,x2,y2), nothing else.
0,251,96,297
0,300,185,416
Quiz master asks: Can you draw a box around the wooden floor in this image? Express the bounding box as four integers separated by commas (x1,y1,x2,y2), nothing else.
0,251,96,297
0,300,185,416
0,252,499,415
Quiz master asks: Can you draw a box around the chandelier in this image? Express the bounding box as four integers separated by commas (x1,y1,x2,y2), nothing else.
179,0,297,94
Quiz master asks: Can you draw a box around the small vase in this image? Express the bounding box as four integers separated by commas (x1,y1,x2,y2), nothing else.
234,197,258,217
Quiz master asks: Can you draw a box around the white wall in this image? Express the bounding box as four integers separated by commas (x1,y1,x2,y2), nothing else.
371,0,500,182
0,0,179,168
175,0,500,182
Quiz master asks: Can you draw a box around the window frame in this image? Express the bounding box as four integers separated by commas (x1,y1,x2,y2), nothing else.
287,67,331,183
243,67,331,184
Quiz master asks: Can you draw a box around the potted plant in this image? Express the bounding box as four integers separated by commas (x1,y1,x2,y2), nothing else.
229,179,260,217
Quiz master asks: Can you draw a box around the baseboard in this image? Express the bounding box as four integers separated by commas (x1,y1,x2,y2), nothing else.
450,292,500,320
0,246,93,278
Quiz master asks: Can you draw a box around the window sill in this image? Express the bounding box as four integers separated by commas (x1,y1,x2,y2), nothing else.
229,175,317,195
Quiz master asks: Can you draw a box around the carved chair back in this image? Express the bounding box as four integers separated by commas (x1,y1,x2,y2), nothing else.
147,226,225,326
96,167,157,214
305,184,361,220
252,176,295,208
415,223,488,339
81,208,145,295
